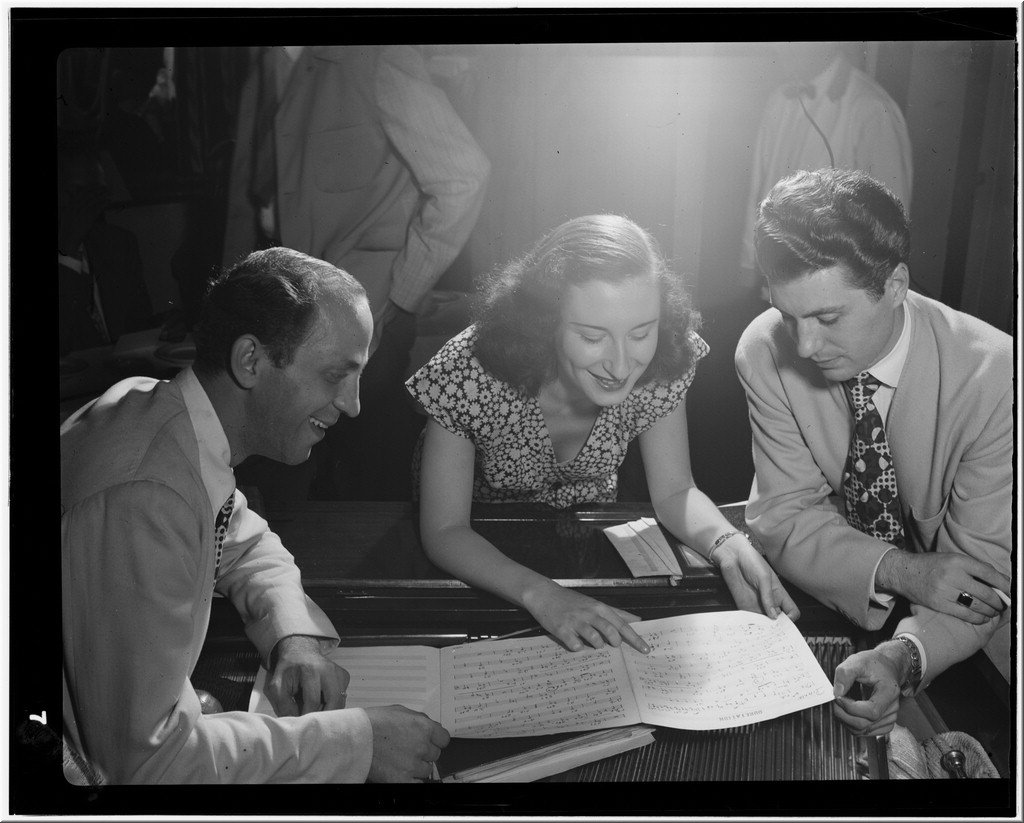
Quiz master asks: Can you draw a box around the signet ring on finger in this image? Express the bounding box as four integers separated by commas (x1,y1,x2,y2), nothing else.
957,591,974,608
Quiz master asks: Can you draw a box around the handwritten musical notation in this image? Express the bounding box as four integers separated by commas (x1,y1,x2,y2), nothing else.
441,635,641,738
248,612,834,740
622,612,835,730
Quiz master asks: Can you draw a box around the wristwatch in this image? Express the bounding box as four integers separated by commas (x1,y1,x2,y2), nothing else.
893,634,923,696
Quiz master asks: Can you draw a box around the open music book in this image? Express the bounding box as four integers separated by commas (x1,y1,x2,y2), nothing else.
249,611,834,738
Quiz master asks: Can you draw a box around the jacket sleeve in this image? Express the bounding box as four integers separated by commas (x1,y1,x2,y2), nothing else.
735,328,894,630
895,382,1012,685
63,481,372,784
215,488,340,666
373,45,490,313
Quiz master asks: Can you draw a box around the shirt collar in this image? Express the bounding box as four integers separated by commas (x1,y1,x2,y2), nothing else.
867,302,912,389
174,366,235,517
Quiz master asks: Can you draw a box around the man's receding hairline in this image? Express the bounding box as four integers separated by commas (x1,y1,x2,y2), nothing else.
304,287,369,339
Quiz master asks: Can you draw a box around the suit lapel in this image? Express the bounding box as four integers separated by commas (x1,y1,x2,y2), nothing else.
884,294,941,515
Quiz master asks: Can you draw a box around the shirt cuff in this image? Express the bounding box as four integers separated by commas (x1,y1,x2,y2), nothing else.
869,547,898,606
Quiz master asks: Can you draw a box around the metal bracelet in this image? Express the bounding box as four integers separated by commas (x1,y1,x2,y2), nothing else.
893,634,923,695
707,530,744,565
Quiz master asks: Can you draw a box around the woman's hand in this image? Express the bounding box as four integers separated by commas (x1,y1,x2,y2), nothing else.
713,534,801,621
522,579,650,654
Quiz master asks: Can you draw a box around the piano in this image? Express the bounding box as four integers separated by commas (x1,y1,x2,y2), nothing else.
194,500,1012,794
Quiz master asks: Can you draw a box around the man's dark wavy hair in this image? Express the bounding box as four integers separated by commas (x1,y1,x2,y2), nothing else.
754,168,910,299
473,214,701,396
193,247,366,375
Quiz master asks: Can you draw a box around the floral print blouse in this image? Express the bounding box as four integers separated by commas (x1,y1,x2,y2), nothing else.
405,325,708,508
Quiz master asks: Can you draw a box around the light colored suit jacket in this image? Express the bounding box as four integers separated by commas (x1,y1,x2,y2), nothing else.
222,45,489,320
736,291,1012,684
61,368,372,783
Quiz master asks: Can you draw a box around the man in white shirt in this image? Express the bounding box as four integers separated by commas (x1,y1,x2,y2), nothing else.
61,247,449,783
735,169,1011,735
739,44,912,296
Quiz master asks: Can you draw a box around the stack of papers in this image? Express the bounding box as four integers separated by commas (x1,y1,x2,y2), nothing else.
604,517,685,576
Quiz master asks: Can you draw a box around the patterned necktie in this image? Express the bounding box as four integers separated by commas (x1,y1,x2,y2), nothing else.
842,371,906,549
213,491,235,580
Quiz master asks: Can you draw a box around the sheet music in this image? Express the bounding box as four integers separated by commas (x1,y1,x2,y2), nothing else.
248,645,441,722
621,612,835,730
440,634,641,738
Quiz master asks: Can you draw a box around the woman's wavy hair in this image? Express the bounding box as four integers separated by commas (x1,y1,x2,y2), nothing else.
473,214,701,395
754,168,910,299
193,247,366,375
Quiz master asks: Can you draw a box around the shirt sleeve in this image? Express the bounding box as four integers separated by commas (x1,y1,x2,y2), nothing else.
374,45,491,313
622,332,708,437
892,382,1012,685
854,97,913,211
63,481,372,784
405,328,490,439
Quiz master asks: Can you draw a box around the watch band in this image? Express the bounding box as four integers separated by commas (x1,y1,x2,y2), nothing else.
893,634,923,696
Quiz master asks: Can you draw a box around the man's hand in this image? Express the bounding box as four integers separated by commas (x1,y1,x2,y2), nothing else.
876,550,1010,624
713,535,801,621
266,635,350,716
832,643,907,736
364,705,451,783
521,580,650,654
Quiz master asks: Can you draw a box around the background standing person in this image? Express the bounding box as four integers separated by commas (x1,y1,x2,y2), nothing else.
739,43,912,297
58,127,154,359
222,44,490,503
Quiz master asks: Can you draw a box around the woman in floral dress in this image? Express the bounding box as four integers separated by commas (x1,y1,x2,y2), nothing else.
406,215,798,654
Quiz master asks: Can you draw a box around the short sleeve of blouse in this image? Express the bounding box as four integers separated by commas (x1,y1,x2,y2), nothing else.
405,326,500,439
619,331,709,437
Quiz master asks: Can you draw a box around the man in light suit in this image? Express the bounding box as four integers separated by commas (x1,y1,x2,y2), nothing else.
735,168,1011,736
62,248,449,782
222,45,490,502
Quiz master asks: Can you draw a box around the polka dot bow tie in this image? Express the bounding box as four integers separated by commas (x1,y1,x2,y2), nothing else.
842,371,906,549
213,491,235,580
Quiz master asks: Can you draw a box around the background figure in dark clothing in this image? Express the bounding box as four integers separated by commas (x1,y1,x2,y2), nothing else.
222,45,489,503
58,128,154,359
